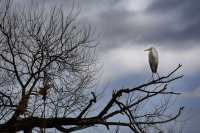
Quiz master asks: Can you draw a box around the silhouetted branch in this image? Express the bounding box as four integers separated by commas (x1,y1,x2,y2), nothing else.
99,65,182,118
77,92,96,118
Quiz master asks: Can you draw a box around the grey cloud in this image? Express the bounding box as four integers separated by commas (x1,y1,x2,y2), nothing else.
147,0,185,13
14,0,200,46
79,0,200,50
15,0,200,49
147,0,200,18
145,0,200,42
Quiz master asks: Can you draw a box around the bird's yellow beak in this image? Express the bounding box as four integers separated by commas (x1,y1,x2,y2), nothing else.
144,48,150,51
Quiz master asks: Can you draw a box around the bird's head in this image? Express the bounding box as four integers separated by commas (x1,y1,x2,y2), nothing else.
144,47,154,52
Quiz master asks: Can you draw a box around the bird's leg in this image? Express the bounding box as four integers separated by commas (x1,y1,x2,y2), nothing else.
156,73,160,79
151,73,155,81
112,89,117,97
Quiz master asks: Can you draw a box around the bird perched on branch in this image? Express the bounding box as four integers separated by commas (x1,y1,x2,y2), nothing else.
145,47,159,79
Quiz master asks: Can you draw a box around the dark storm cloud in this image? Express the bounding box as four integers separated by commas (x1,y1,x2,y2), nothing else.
63,0,200,50
145,0,200,44
15,0,200,48
147,0,185,13
90,10,139,49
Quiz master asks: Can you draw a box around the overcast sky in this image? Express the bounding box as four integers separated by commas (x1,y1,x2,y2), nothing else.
15,0,200,132
78,1,200,132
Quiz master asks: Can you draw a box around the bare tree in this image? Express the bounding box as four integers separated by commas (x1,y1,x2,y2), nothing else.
0,0,184,133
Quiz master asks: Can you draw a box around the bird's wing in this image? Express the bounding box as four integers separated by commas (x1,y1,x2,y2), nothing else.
149,49,159,73
149,54,158,73
152,48,159,65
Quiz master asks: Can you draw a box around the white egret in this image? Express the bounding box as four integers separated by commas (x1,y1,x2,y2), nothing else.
144,47,159,79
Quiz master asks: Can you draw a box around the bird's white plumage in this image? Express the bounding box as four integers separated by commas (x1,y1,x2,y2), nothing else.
145,47,159,73
151,47,158,67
